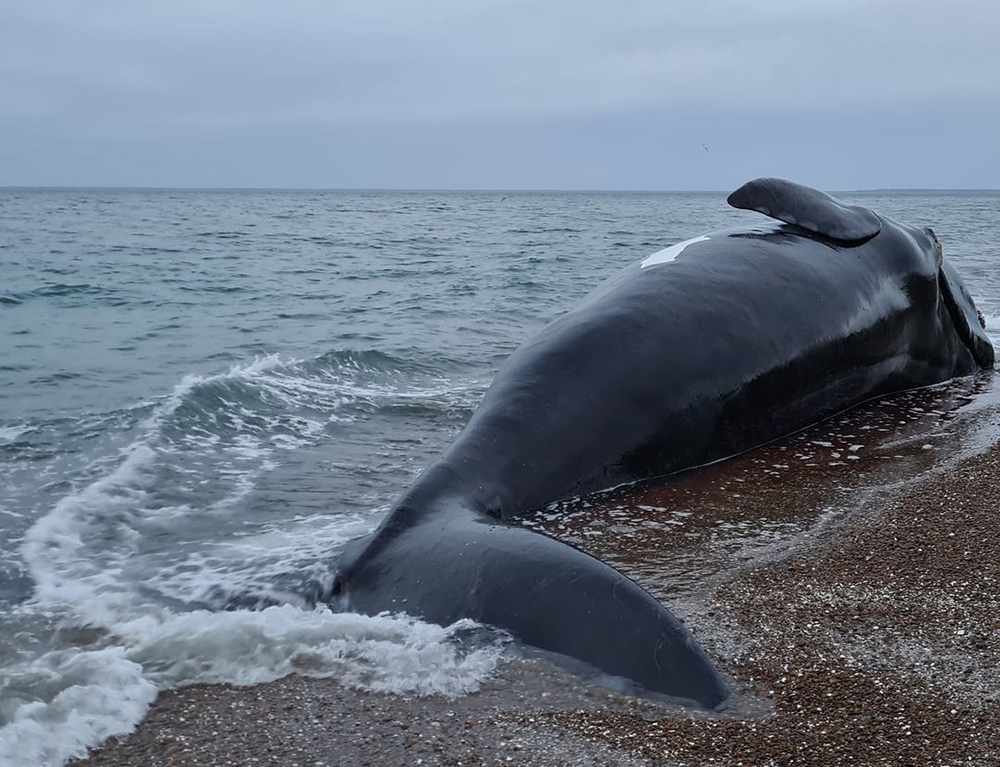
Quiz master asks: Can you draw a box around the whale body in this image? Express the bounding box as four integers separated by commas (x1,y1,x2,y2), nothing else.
328,179,993,708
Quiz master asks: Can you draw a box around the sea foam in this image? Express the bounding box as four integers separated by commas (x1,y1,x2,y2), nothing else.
4,355,496,767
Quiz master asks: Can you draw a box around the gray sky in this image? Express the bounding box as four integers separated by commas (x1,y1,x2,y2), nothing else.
2,1,998,190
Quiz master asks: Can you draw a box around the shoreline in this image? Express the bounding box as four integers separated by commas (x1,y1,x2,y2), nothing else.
550,438,1000,765
76,397,1000,766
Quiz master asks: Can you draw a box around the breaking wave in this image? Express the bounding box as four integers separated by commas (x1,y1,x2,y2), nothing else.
1,352,494,767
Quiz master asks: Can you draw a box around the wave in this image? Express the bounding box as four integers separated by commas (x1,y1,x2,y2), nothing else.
0,609,505,767
307,348,418,373
149,351,478,445
0,425,31,443
18,351,398,606
0,646,156,767
5,350,494,765
508,227,582,234
0,283,120,307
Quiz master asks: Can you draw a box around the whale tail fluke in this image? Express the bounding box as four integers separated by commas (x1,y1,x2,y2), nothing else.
331,506,729,709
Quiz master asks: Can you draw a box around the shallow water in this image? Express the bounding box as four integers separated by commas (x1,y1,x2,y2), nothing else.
528,374,1000,605
1,188,999,764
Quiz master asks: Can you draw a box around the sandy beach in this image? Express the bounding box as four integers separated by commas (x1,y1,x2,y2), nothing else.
75,381,1000,767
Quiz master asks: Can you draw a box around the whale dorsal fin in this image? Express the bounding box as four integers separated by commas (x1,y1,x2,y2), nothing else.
727,177,882,243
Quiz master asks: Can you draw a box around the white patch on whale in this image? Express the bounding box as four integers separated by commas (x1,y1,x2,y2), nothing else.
641,235,710,269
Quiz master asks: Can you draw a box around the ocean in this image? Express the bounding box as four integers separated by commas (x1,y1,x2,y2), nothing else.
1,188,998,765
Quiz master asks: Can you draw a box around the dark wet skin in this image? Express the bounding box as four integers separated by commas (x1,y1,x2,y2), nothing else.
330,179,993,709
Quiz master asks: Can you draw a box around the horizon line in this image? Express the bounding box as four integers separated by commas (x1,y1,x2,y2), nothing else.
2,184,1000,194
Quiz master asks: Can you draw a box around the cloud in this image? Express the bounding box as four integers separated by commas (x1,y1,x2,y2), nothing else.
1,1,997,186
4,1,999,130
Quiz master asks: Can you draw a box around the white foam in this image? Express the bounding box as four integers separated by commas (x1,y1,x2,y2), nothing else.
149,354,291,425
14,484,500,766
7,354,500,765
641,234,710,268
151,511,381,606
0,425,30,442
0,648,156,767
121,607,504,695
0,608,504,767
21,443,157,607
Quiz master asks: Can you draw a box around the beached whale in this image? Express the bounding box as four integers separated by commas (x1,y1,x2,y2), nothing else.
327,178,993,708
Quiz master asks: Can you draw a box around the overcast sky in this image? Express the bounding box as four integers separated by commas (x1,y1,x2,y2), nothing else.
2,1,998,190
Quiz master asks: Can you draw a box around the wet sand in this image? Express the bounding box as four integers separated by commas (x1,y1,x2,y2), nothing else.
75,381,1000,766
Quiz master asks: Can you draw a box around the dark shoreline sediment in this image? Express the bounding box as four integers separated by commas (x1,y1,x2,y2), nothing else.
548,439,1000,766
76,407,1000,766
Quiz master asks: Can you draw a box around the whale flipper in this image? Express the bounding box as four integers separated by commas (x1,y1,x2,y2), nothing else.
939,258,995,368
334,509,728,708
728,177,882,243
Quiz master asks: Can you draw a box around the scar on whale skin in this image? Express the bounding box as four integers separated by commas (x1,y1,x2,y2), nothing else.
641,235,711,268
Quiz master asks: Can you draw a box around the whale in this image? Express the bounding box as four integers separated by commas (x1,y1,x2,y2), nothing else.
326,178,993,709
